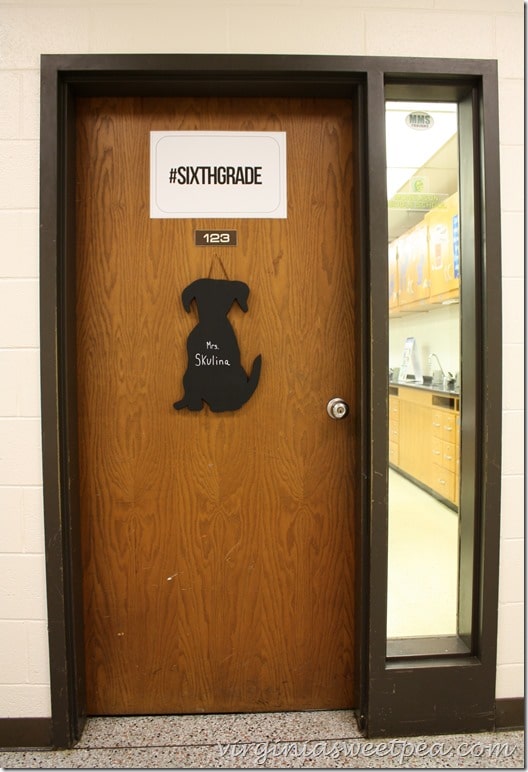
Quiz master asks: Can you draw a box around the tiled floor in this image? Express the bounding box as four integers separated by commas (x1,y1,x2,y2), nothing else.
0,711,524,768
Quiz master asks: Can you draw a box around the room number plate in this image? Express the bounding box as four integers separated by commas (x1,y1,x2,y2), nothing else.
195,230,238,246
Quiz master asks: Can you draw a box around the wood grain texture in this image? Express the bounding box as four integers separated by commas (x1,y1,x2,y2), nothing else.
76,97,358,715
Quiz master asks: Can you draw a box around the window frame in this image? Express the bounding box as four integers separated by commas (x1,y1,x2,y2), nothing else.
360,68,501,736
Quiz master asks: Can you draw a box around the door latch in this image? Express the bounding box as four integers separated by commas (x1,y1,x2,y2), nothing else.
327,397,349,420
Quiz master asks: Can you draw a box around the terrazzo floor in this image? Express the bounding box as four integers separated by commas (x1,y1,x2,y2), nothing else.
0,710,524,768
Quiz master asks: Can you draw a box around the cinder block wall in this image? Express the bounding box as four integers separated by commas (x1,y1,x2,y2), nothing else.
0,0,523,718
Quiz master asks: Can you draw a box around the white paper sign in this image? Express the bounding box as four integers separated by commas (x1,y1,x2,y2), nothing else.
150,131,287,218
398,336,423,384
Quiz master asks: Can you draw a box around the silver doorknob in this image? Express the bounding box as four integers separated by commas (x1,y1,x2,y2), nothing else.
327,397,349,420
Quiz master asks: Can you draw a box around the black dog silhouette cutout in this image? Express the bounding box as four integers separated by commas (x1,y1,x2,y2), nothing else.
173,278,262,413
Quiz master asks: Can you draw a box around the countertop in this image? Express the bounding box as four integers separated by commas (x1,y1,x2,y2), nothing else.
389,379,460,397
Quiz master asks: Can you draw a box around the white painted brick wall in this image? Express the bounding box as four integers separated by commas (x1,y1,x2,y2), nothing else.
494,1,525,701
0,0,523,718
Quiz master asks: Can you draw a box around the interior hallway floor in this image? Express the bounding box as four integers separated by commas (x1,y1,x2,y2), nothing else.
0,711,524,768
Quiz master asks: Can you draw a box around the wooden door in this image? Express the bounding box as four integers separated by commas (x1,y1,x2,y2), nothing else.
76,96,359,715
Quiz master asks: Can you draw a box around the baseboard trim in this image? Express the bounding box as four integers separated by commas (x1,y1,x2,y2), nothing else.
0,717,52,749
496,698,525,730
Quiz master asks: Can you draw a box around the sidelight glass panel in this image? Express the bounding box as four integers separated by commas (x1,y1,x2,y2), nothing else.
385,102,462,648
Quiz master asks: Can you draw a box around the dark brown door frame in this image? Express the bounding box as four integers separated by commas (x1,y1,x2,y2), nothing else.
39,54,502,748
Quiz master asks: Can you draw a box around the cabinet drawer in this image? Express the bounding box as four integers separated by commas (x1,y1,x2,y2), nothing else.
389,441,399,466
431,410,443,438
431,436,443,462
389,419,399,442
442,440,456,473
431,464,455,501
442,412,456,441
